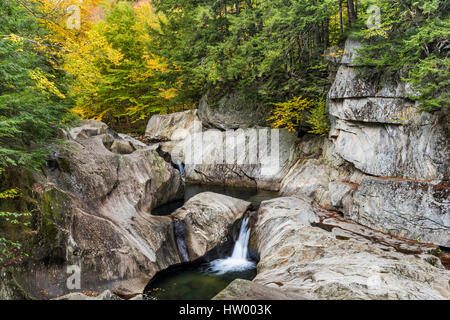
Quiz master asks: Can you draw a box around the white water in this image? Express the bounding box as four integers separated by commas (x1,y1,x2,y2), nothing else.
176,159,185,182
208,216,256,275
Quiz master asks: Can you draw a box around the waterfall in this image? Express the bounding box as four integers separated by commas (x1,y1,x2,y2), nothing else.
208,216,256,275
231,216,251,261
174,220,190,262
175,159,185,182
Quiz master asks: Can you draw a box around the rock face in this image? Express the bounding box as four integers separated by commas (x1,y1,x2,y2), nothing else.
327,38,449,245
280,38,449,247
346,177,450,246
183,128,300,190
172,192,250,261
330,116,447,180
328,38,447,180
5,120,185,299
2,121,250,300
146,110,300,190
198,92,271,130
248,196,450,300
145,110,200,142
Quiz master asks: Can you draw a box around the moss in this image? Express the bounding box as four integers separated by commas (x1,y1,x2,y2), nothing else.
32,188,71,264
58,158,72,174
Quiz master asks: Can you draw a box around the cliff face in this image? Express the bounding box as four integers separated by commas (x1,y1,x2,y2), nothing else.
144,42,449,246
328,38,447,180
281,38,449,247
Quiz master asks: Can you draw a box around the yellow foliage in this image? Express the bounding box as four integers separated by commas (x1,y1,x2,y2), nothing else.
159,88,178,100
30,0,101,52
28,68,66,99
20,1,183,123
0,188,20,199
268,96,314,132
268,96,330,136
394,106,417,123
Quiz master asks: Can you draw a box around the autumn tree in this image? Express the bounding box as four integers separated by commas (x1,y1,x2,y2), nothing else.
60,1,181,131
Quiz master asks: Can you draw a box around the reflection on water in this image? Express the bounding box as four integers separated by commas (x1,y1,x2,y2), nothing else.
143,262,256,300
152,184,278,216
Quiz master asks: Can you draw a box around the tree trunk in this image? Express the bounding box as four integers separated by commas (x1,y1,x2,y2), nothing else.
323,18,329,49
339,0,344,34
348,0,356,26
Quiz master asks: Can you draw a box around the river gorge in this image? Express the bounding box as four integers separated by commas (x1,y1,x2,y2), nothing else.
1,39,448,301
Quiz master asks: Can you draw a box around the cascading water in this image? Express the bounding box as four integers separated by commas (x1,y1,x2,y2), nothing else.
175,159,185,182
174,220,190,262
208,216,256,275
144,211,259,300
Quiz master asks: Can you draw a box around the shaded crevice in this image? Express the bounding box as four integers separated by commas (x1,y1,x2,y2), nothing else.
173,220,189,262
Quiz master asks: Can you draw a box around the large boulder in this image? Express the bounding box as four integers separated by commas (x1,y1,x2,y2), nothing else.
145,110,200,142
172,192,250,261
198,92,272,130
250,196,450,300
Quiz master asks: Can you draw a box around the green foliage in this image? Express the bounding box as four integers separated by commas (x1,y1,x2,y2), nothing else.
0,208,31,264
306,100,330,136
0,0,70,265
151,0,341,114
355,0,449,128
0,0,72,171
0,172,31,264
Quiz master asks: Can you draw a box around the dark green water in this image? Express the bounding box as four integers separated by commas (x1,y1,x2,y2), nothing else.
143,262,257,300
152,184,278,216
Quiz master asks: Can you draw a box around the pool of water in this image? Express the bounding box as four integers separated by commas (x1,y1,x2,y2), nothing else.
146,184,272,300
143,262,257,300
152,184,278,216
